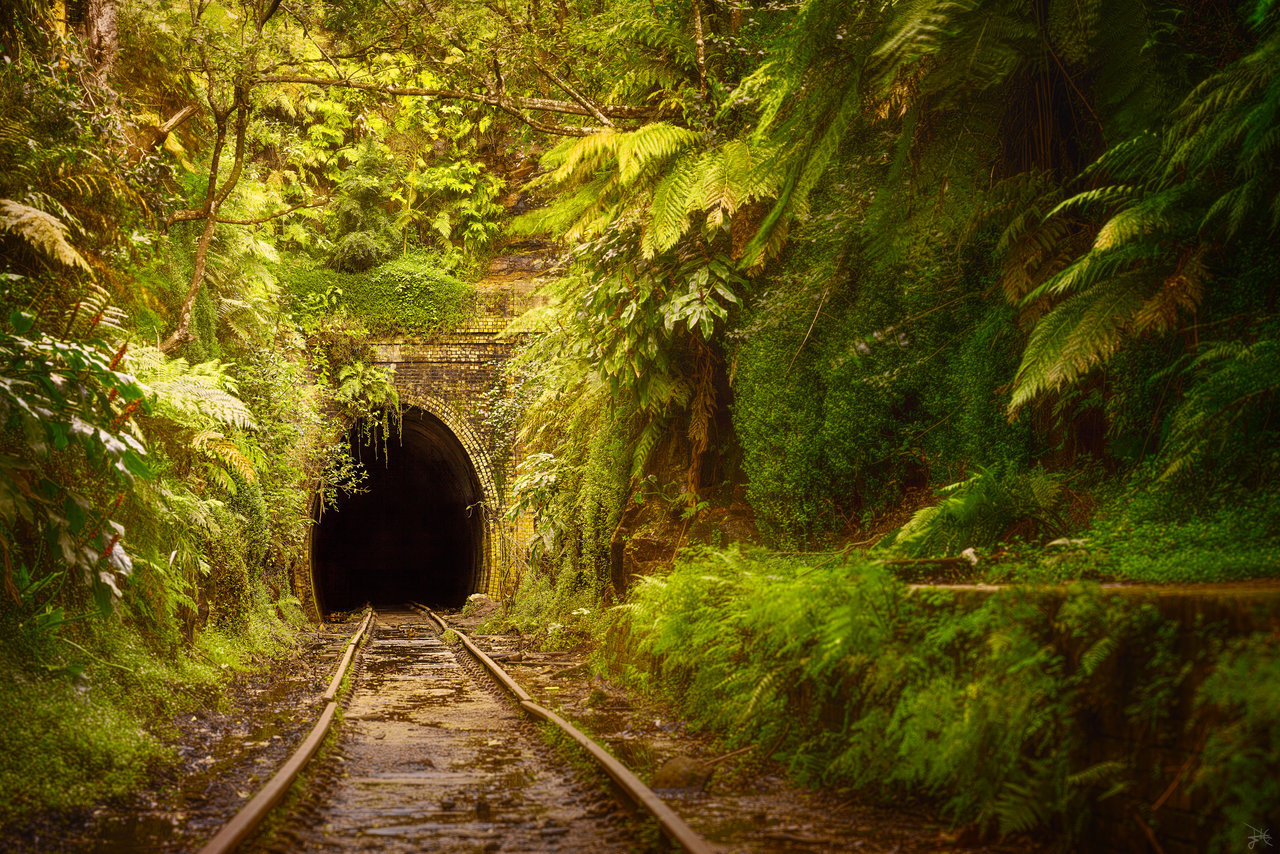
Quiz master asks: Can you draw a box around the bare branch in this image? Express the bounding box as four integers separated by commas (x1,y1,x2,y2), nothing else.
492,100,601,137
215,199,324,225
258,74,657,120
160,88,252,354
532,59,614,128
165,208,209,229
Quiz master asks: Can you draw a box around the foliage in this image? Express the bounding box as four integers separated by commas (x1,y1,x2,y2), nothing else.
880,465,1065,558
733,238,1034,541
1069,474,1280,584
607,547,1268,843
508,394,631,599
0,307,149,618
1193,632,1280,852
0,7,358,824
1007,4,1279,412
1159,337,1280,485
286,250,475,338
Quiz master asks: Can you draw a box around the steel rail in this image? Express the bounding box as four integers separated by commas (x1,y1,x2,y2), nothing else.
196,607,373,854
409,602,717,854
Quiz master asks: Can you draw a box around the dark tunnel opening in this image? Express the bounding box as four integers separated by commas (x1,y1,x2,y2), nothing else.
311,408,484,613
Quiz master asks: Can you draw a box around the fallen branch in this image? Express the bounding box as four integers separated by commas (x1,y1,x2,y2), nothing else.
880,551,980,570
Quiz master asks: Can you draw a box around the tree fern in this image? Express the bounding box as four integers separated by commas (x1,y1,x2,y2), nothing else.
129,345,257,431
1009,7,1279,414
0,200,92,272
1011,277,1150,411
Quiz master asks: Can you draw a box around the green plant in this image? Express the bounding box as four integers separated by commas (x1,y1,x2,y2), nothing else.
606,548,1229,844
284,251,475,339
879,465,1065,558
0,308,149,619
1193,632,1280,853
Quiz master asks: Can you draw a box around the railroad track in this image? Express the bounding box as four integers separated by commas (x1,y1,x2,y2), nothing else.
198,606,715,854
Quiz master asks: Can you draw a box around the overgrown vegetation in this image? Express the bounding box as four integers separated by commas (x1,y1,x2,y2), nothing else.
3,0,1278,844
0,0,509,823
602,548,1273,849
503,0,1279,592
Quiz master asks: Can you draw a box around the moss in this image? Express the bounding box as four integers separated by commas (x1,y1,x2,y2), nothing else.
0,571,300,828
284,250,475,338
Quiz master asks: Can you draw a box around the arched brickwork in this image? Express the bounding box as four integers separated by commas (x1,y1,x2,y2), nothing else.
300,276,542,618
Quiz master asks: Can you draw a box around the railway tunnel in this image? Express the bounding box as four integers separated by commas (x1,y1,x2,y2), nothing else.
311,407,485,613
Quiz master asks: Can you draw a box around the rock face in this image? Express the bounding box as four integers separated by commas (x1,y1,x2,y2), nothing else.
463,593,499,619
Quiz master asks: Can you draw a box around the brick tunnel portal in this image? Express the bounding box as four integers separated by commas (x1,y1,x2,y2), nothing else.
311,408,484,613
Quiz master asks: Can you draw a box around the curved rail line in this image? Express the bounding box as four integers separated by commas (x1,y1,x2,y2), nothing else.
409,602,716,854
197,609,373,854
195,604,716,854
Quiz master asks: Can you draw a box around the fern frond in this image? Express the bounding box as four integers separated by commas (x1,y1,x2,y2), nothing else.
642,152,702,257
1010,276,1150,412
698,140,753,224
616,123,697,186
0,199,92,271
130,345,257,430
631,417,665,481
192,429,259,486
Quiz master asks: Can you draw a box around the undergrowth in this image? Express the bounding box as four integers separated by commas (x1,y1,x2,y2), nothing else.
866,457,1280,585
598,547,1278,847
480,569,606,651
0,581,300,827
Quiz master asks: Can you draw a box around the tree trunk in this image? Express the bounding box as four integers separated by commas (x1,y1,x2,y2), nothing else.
160,89,250,354
85,0,117,77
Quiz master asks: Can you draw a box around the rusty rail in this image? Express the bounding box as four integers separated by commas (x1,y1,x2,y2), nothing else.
196,608,373,854
410,602,717,854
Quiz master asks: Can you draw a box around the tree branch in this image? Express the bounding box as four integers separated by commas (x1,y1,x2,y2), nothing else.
258,74,657,120
493,100,601,137
160,85,251,354
215,199,324,225
532,59,614,128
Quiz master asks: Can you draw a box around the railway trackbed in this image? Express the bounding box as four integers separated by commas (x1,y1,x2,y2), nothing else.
204,607,714,854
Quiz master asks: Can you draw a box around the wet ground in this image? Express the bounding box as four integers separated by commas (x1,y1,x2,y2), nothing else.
5,605,1050,853
255,610,635,853
458,617,1041,854
0,615,362,853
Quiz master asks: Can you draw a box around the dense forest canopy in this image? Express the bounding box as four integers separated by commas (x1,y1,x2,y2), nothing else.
0,0,1277,843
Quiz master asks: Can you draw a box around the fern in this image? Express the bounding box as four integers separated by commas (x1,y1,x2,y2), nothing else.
880,464,1065,557
1009,11,1280,413
0,199,92,272
129,345,257,431
192,429,259,491
1160,339,1280,482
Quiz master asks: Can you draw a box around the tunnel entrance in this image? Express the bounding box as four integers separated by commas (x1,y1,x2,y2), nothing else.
311,408,484,613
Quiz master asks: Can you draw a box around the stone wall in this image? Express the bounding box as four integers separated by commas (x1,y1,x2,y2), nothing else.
367,268,545,597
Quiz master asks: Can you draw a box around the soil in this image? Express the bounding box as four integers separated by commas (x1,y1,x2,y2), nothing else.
450,610,1047,854
0,613,363,853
